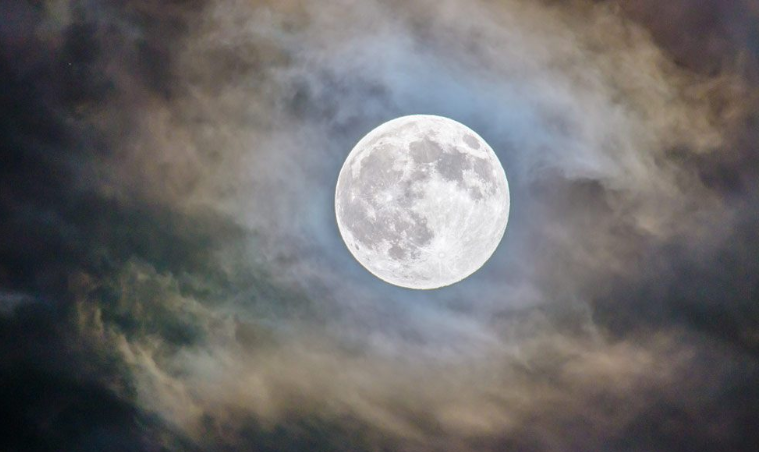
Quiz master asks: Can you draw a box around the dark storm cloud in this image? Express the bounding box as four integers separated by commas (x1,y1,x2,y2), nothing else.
0,1,215,449
1,0,758,451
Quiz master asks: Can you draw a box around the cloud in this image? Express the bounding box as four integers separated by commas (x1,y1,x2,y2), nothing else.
1,0,758,451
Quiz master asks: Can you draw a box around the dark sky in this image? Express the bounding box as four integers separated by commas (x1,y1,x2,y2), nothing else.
1,1,759,451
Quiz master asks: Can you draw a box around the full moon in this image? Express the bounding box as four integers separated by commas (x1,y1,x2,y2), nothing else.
335,115,510,289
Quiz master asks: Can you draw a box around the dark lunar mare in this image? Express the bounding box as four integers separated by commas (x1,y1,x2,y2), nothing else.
338,142,434,263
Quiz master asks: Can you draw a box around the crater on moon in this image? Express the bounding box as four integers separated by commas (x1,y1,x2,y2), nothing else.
335,115,510,289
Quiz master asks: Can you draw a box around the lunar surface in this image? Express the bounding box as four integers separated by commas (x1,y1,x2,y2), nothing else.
335,115,510,289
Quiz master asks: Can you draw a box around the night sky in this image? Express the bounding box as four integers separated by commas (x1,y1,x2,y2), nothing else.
2,1,759,451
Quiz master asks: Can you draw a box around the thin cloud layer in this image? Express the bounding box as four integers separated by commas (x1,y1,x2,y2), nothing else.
1,0,758,451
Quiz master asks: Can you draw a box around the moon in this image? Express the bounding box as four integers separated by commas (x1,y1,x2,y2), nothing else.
335,115,510,289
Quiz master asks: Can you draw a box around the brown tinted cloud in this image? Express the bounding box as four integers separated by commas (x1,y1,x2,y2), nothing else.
1,1,758,451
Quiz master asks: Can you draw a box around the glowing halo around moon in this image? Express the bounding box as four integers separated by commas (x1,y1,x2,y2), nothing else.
335,115,510,290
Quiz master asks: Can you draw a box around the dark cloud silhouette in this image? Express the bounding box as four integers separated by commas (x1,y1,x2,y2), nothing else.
1,0,758,451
